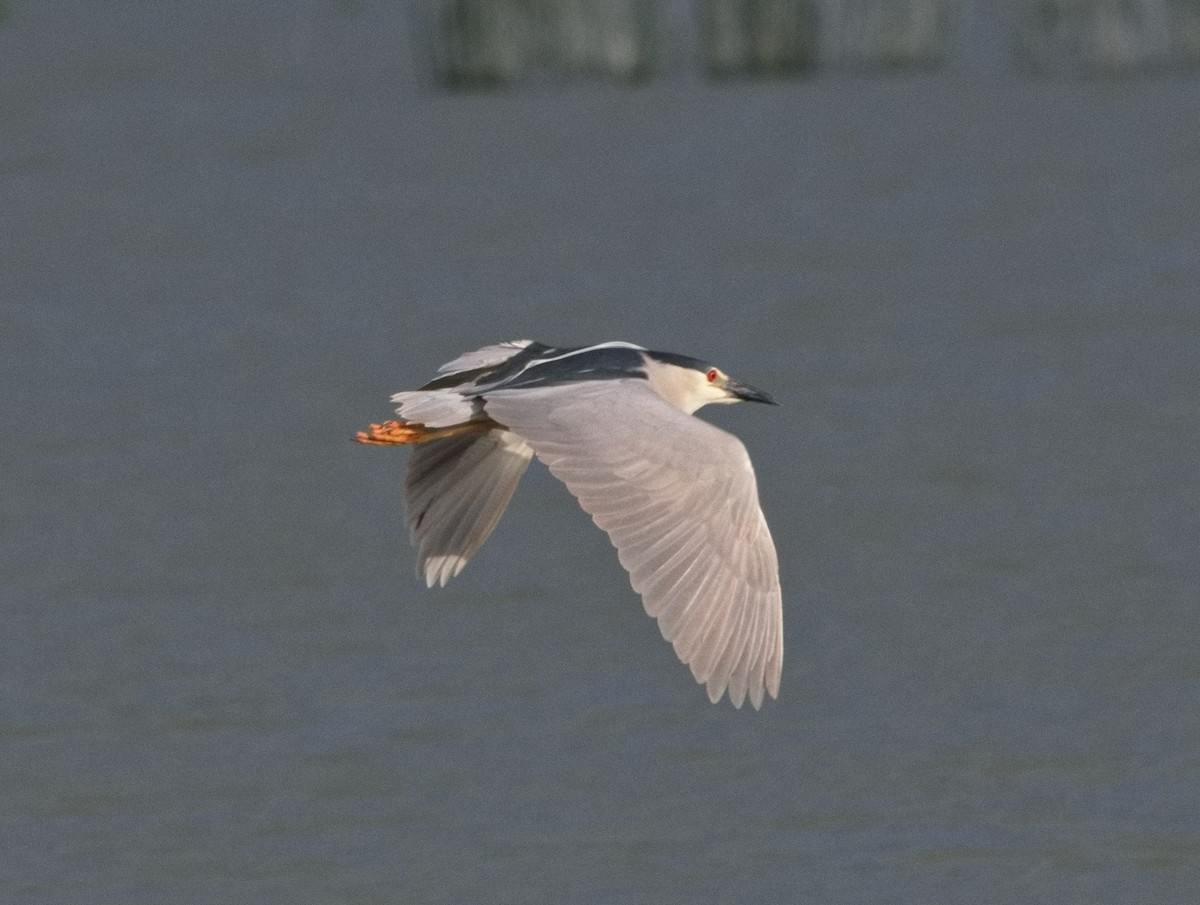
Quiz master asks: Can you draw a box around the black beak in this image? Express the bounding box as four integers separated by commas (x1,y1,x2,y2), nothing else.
726,377,778,405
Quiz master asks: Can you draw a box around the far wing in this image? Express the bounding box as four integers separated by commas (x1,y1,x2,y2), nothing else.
405,429,533,587
435,340,533,375
483,381,782,708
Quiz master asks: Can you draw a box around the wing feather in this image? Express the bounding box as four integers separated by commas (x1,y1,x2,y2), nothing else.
405,430,533,587
483,381,782,708
435,340,533,375
688,572,742,683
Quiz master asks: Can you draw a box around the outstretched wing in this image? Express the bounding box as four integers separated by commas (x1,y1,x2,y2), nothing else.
405,429,533,587
483,381,782,709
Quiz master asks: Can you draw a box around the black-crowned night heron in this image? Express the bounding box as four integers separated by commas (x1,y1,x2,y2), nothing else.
357,340,782,709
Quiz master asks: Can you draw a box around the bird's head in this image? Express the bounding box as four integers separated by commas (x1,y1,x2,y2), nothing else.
643,351,777,415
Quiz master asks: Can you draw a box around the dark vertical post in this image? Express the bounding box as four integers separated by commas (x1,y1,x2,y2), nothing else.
1021,0,1185,72
701,0,821,76
436,0,658,87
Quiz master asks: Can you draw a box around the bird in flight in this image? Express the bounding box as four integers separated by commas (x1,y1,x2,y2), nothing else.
357,340,782,708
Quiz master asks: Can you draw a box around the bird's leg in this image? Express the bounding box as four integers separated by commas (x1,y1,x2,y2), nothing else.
354,419,494,446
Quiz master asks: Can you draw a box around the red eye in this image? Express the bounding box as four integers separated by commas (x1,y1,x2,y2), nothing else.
706,369,718,382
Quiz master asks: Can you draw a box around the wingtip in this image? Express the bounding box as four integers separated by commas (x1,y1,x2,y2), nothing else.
419,554,470,588
702,671,775,709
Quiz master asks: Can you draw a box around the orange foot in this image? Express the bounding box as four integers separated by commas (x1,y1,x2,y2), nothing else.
354,419,494,446
354,420,426,445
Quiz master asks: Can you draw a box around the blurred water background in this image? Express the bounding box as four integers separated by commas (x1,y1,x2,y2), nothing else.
3,1,1199,902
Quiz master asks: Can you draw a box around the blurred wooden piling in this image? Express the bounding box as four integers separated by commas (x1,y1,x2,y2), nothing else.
435,0,657,87
701,0,820,76
435,0,524,87
1022,0,1200,71
430,0,1200,87
701,0,957,76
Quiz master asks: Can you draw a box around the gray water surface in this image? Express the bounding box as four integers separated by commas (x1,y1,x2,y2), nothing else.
3,4,1199,904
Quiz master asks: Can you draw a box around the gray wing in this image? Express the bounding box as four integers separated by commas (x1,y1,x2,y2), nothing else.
405,429,533,587
435,340,532,375
483,381,782,709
